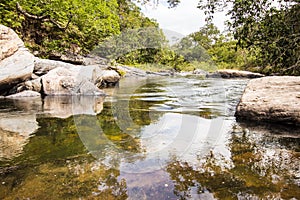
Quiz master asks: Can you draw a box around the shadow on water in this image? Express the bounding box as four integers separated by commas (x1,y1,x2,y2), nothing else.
0,77,299,199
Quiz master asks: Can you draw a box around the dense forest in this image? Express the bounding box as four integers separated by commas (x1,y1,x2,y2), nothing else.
0,0,299,75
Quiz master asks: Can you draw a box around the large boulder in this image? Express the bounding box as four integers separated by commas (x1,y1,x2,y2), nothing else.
41,67,105,96
0,24,24,60
0,25,34,95
235,76,300,125
208,69,265,78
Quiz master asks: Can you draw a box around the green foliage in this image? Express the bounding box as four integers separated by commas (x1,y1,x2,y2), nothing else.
172,37,210,63
0,0,158,57
174,23,255,70
189,23,220,49
93,27,166,60
208,37,257,70
93,27,192,71
117,0,158,30
198,0,300,75
117,48,192,71
0,0,22,28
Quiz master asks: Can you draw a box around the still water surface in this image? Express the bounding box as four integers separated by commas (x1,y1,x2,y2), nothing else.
0,76,299,199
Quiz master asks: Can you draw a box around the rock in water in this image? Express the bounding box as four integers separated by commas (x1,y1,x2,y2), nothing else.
0,113,39,160
41,67,105,96
208,69,264,78
0,25,34,95
95,69,121,88
235,76,300,126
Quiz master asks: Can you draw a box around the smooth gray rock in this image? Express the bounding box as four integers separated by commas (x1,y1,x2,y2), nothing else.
0,48,34,94
66,65,121,88
95,69,121,87
34,57,76,76
76,80,105,95
83,54,108,66
24,78,42,92
193,69,208,76
208,69,264,78
118,65,148,77
41,67,76,95
236,76,300,125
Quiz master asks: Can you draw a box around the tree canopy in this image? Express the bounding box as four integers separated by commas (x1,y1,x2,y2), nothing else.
1,0,298,74
198,0,300,75
0,0,157,57
160,0,300,75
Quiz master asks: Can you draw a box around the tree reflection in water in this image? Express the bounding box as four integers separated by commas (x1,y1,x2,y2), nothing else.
166,124,300,199
0,78,299,199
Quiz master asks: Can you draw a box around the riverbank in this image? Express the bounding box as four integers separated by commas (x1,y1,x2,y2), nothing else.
0,23,263,98
1,24,299,127
0,25,121,97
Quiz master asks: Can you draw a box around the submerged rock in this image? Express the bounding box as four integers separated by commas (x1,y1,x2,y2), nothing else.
0,113,38,160
0,128,31,160
0,114,38,137
235,76,300,125
208,69,264,78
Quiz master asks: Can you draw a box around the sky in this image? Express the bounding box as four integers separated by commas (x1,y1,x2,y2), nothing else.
139,0,229,36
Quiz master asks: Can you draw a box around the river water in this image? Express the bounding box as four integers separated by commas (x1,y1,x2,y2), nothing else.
0,76,299,199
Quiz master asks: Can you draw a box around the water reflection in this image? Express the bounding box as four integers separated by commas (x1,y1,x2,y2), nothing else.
0,77,299,199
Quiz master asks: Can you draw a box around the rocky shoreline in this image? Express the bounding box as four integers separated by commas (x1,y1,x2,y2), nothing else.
0,25,267,98
1,24,299,126
0,25,123,97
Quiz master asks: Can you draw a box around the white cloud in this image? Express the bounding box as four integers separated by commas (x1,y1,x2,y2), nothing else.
139,0,229,36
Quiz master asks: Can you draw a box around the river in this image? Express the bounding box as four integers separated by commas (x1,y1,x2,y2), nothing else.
0,76,299,199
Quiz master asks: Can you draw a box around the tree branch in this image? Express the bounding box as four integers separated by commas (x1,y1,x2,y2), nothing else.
16,2,71,31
